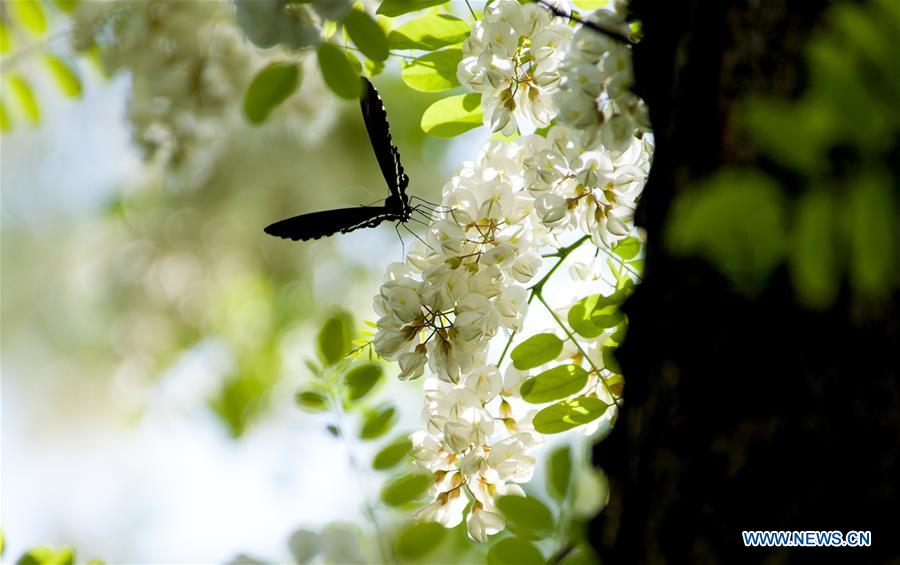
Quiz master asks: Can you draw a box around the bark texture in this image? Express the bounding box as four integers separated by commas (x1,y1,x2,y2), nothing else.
590,1,900,563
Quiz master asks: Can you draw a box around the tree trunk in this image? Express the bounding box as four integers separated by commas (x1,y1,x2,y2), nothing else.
591,1,900,562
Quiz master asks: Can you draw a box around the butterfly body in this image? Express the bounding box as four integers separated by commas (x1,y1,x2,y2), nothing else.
265,78,415,242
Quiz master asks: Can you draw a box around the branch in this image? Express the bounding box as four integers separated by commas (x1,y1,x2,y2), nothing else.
533,0,634,45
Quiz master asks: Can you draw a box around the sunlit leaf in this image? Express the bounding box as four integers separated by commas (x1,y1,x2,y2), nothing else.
345,363,383,401
612,236,641,260
495,495,554,537
401,48,462,92
377,0,449,18
520,365,588,404
372,436,412,470
365,57,385,77
317,43,361,100
742,97,833,174
10,0,47,36
15,546,75,565
380,473,432,506
487,537,544,565
243,61,301,124
547,445,572,501
420,93,481,137
288,529,320,565
849,173,894,298
395,521,446,560
568,287,631,339
8,74,41,125
533,396,608,434
44,54,82,98
295,390,328,412
344,9,389,62
360,405,397,440
511,333,563,370
318,311,354,366
790,191,839,309
388,14,469,51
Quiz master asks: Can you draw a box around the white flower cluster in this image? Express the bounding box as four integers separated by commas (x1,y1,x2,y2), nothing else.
553,2,651,152
375,0,652,543
72,0,336,187
373,139,546,384
525,125,653,247
411,367,538,541
458,0,572,135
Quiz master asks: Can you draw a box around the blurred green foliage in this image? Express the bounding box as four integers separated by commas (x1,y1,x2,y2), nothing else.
667,0,899,309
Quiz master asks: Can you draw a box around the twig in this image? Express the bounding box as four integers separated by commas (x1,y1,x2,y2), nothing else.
532,0,634,45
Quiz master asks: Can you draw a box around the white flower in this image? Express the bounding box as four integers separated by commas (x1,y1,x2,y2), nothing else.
458,0,572,133
466,502,505,542
398,346,427,381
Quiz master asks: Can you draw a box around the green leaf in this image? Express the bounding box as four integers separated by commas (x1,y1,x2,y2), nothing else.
377,0,449,18
317,43,361,100
8,74,40,125
533,396,608,434
601,347,620,374
790,191,839,309
420,93,481,137
372,436,412,470
380,473,432,506
360,404,397,440
612,236,642,260
365,57,385,77
345,362,383,401
667,170,787,293
344,9,389,62
0,21,14,53
511,333,563,370
10,0,47,36
849,173,894,298
0,529,5,556
395,521,447,560
568,292,627,339
53,0,79,14
16,547,75,565
495,495,554,537
520,365,588,404
388,14,469,51
573,0,608,9
0,100,11,133
318,311,354,366
243,61,301,124
547,445,572,501
401,48,462,92
572,467,609,519
295,390,328,412
44,54,82,98
487,538,544,565
288,529,321,565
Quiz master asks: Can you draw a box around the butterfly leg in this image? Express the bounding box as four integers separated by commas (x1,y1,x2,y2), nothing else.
401,222,433,251
394,222,406,258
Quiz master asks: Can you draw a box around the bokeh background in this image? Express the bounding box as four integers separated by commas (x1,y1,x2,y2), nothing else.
1,2,488,561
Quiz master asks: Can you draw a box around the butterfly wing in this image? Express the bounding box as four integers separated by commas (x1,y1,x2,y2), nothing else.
359,77,408,201
264,206,395,241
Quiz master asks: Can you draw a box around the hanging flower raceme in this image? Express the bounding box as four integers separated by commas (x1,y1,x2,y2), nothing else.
373,0,652,543
458,0,573,134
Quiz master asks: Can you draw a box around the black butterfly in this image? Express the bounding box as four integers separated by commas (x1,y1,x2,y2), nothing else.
265,77,432,242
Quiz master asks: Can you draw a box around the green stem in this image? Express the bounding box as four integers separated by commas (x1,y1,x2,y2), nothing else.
328,386,396,564
496,236,590,366
536,292,622,408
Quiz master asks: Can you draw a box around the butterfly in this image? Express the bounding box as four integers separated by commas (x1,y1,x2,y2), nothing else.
264,77,436,242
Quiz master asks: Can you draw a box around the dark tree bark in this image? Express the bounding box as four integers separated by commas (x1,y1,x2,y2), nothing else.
590,1,900,563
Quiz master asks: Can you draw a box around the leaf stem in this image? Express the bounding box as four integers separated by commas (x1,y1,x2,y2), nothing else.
496,236,590,366
535,292,622,409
